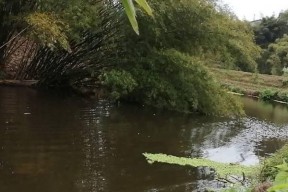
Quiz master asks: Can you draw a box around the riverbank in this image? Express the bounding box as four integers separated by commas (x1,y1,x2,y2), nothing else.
0,80,38,87
211,68,288,103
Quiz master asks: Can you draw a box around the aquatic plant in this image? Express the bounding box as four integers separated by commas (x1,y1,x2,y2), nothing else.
143,153,259,178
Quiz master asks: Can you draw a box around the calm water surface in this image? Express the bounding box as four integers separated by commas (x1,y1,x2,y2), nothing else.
0,87,288,192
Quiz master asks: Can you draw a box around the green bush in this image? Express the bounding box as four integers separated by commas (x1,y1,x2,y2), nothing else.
261,144,288,181
105,49,244,116
101,69,137,100
277,91,288,102
230,86,245,94
267,161,288,192
259,89,277,101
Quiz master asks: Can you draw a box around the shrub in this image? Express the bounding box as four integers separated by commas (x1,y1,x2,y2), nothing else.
230,86,245,94
277,91,288,102
261,144,288,181
101,69,137,100
259,89,277,101
266,161,288,192
105,49,244,116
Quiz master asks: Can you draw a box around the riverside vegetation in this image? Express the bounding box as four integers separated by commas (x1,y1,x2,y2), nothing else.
211,68,288,103
1,1,288,191
143,144,288,192
0,0,261,116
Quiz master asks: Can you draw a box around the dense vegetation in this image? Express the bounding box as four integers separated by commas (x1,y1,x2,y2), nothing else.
253,11,288,75
102,0,260,115
0,0,261,115
1,1,288,191
0,0,121,85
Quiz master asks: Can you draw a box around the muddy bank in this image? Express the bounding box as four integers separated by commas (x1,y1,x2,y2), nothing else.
0,80,38,87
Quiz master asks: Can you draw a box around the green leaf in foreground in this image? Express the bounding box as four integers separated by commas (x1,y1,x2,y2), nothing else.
121,0,153,35
143,153,259,178
268,161,288,192
121,0,138,34
135,0,153,16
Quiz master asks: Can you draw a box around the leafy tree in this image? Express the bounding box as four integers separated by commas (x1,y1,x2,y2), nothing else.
103,49,244,116
0,0,121,85
253,12,288,49
264,34,288,75
0,0,72,70
252,10,288,74
102,0,259,115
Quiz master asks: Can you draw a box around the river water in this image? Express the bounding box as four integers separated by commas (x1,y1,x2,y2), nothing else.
0,87,288,192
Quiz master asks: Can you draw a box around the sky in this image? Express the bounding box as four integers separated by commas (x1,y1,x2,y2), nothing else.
221,0,288,21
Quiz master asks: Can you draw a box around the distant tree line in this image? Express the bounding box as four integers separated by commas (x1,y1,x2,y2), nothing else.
252,10,288,75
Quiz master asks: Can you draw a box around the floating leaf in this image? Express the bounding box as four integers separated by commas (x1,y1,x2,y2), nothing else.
143,153,259,178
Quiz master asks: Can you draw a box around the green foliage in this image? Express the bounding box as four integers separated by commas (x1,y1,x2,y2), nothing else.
25,12,71,51
267,161,288,192
101,69,137,100
121,0,153,35
282,67,288,77
252,71,260,84
220,187,252,192
266,35,288,76
107,49,244,116
223,84,245,95
261,145,288,181
253,12,288,49
143,153,259,178
0,0,121,86
118,0,260,71
254,11,288,75
259,89,277,101
106,0,262,115
276,91,288,102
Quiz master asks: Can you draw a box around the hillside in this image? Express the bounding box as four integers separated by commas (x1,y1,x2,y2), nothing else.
211,68,288,94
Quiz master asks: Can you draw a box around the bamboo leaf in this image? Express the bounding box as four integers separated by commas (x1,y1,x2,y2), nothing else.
121,0,139,35
134,0,153,16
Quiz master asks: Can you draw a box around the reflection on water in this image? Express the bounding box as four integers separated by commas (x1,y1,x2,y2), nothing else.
204,144,259,165
244,97,288,124
0,87,288,192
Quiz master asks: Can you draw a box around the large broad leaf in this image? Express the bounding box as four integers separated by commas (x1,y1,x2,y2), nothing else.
121,0,139,35
135,0,153,16
267,161,288,192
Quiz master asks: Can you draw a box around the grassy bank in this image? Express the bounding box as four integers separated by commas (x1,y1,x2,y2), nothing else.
211,68,288,102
